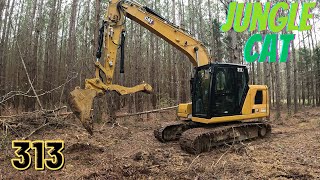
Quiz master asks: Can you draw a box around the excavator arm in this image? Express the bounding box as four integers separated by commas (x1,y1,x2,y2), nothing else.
69,0,211,135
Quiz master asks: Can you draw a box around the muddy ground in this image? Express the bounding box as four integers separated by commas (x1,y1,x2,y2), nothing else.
1,107,320,179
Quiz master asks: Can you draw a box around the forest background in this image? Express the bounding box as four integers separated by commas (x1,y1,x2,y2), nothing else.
0,0,319,122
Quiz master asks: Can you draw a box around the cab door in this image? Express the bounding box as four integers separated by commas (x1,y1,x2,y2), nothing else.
192,67,212,118
211,66,238,117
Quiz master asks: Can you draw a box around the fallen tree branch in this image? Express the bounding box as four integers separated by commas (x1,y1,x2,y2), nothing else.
211,127,237,169
0,86,32,105
0,106,72,119
0,23,76,108
0,110,43,119
188,155,200,170
1,105,178,123
116,106,178,118
10,105,178,119
111,122,129,130
23,123,50,140
0,73,77,105
45,112,73,118
16,39,43,110
45,106,68,114
0,106,68,119
0,106,75,139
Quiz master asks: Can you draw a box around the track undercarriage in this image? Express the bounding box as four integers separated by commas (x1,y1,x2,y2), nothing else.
154,120,271,154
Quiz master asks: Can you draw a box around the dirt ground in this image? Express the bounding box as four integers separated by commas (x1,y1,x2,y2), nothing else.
1,107,320,179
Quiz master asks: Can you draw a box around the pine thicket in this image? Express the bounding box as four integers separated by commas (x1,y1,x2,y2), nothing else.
0,0,319,119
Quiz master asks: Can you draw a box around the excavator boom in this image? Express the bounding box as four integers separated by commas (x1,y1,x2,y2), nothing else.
69,1,271,154
69,0,211,135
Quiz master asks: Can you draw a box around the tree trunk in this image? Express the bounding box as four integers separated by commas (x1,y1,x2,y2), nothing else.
312,18,320,106
93,0,103,123
286,46,292,116
0,0,6,33
251,63,255,84
308,30,316,106
0,0,12,114
135,26,143,113
270,63,275,108
24,0,38,111
275,62,281,121
66,0,79,94
255,42,261,84
302,31,309,105
292,39,298,113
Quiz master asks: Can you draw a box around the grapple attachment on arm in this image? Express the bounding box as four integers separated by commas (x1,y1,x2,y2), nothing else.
68,0,157,135
69,77,152,135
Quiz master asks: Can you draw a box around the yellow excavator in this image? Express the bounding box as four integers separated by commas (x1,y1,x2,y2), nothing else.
69,0,271,154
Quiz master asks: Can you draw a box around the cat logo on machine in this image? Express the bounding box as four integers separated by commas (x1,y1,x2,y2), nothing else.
145,16,154,25
237,68,244,72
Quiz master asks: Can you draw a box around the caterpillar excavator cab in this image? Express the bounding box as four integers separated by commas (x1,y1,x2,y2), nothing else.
69,0,271,154
193,64,248,118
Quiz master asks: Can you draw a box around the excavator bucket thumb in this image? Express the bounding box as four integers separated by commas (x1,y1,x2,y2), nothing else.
69,87,97,135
